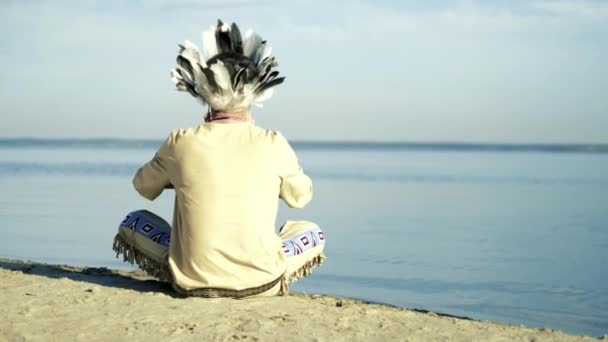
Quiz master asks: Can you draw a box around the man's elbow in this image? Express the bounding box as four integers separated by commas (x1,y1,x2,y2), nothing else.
286,194,312,208
283,185,313,209
132,171,162,201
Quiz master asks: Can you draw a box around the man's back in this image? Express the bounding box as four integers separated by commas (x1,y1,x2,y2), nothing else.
115,21,324,297
133,121,313,291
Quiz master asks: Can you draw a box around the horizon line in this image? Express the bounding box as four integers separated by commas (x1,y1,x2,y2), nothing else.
1,137,608,153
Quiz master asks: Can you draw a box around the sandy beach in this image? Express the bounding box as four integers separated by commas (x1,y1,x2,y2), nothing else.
0,258,603,342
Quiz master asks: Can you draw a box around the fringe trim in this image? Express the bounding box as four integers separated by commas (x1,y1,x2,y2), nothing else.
279,277,288,296
113,234,325,297
280,252,326,296
112,234,172,283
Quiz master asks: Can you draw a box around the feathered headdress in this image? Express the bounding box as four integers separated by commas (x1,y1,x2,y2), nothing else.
170,20,285,112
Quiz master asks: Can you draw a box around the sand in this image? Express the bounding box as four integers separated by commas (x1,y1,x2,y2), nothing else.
0,258,603,342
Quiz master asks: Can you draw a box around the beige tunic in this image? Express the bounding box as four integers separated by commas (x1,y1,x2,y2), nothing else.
132,122,313,291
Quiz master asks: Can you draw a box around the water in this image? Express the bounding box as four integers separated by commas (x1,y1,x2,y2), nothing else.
1,139,607,337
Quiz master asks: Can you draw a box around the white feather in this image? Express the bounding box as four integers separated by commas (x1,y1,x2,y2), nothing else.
260,46,272,62
184,40,197,49
241,84,255,98
192,63,208,86
177,66,194,86
180,41,203,66
185,40,207,67
244,29,253,40
201,30,218,60
210,61,232,90
171,23,284,111
243,31,262,58
252,42,269,64
193,66,212,94
254,88,274,103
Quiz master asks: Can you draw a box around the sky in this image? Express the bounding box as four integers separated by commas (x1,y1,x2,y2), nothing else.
0,0,607,143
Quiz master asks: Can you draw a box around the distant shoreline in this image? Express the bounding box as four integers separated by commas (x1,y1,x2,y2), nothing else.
1,137,608,153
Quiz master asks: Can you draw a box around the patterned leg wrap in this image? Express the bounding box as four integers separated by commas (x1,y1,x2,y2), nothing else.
112,233,173,283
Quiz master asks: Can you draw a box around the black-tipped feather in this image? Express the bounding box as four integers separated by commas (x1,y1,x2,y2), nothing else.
256,58,275,82
206,52,253,66
260,70,279,84
172,20,285,110
256,63,279,86
215,26,233,54
255,77,285,94
176,69,198,97
200,65,220,93
233,67,246,89
252,42,266,64
223,62,237,82
258,57,274,72
176,55,194,76
230,23,243,54
244,64,259,83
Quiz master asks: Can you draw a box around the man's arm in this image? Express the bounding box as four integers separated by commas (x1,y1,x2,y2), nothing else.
276,133,313,208
133,133,173,200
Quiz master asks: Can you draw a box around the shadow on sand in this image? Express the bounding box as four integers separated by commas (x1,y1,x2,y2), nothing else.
0,258,178,297
0,258,476,323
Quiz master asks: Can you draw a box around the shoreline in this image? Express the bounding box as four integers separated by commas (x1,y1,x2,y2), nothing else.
0,258,603,341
